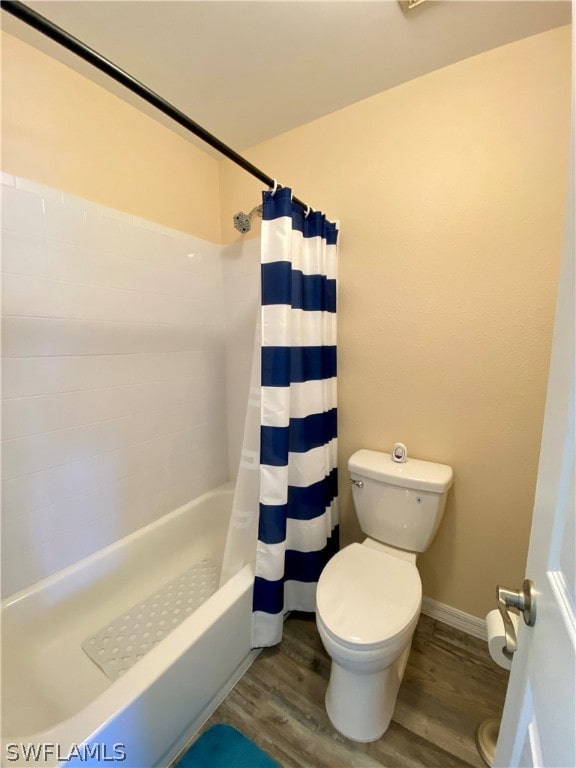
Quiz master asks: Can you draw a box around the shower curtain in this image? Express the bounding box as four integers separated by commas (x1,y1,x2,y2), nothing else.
252,186,339,647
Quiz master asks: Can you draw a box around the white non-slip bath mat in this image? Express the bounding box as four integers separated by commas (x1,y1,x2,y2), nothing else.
82,559,219,681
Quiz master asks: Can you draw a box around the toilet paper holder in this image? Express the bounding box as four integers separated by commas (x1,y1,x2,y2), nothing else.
496,579,536,655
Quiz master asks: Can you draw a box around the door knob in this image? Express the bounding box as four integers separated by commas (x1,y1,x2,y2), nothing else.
496,579,536,656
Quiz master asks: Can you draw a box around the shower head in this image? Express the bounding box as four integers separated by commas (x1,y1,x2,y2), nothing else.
233,205,262,234
233,211,251,234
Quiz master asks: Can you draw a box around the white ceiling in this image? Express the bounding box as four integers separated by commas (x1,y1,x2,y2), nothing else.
3,1,572,153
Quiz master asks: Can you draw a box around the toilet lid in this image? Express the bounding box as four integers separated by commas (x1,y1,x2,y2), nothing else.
317,543,422,647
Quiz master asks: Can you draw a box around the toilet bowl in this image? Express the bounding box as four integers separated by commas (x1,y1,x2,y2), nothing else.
316,541,422,741
316,449,453,742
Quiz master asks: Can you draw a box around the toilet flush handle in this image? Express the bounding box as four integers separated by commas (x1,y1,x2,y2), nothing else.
350,478,364,488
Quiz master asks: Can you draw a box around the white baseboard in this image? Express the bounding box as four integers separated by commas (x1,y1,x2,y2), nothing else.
421,597,487,641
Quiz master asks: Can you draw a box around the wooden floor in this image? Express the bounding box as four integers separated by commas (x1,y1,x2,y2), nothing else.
186,612,509,767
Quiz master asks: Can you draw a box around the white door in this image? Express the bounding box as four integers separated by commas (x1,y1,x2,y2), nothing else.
494,17,575,767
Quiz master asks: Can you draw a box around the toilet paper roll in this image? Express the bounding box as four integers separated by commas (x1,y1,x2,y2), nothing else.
486,609,519,670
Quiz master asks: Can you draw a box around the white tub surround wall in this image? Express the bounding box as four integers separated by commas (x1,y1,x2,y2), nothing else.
1,174,229,597
221,238,260,479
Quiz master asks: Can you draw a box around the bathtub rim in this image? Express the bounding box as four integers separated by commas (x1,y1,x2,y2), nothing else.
1,481,234,610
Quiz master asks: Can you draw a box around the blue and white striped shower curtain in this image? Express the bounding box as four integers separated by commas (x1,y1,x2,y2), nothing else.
252,187,339,647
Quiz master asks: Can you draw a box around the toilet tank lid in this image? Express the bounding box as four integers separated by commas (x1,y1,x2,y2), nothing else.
348,449,453,493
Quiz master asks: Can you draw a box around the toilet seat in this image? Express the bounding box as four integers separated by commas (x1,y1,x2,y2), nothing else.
316,543,422,651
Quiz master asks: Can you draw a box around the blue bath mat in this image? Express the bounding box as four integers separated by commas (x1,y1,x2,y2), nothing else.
175,724,280,768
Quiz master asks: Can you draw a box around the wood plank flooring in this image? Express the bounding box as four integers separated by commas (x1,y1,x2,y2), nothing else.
183,612,509,767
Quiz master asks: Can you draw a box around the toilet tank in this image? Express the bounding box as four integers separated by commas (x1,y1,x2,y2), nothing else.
348,449,453,553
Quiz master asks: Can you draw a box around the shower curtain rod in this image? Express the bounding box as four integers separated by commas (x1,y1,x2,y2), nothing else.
0,0,309,210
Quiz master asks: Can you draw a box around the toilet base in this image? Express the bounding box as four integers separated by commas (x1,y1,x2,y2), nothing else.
324,644,411,742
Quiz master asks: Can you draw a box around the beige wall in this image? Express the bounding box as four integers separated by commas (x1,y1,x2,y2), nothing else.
1,31,221,243
220,26,571,618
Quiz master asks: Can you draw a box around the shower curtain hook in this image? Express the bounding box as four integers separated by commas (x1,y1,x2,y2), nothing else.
270,179,279,197
304,204,313,218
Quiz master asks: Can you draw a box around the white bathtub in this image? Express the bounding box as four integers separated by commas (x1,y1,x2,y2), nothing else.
1,484,257,767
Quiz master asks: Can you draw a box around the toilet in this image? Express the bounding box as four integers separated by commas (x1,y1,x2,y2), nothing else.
316,448,453,742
